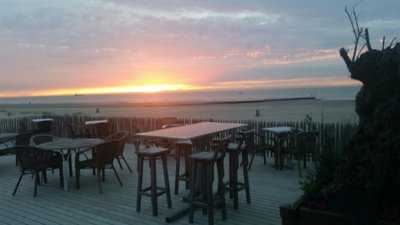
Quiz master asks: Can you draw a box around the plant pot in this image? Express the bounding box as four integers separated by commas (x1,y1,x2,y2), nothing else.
280,204,353,225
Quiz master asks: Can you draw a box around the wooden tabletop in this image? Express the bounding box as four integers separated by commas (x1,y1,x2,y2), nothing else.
137,122,246,140
262,126,303,136
37,138,104,150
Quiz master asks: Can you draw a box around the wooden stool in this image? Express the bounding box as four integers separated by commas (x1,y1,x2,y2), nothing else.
189,148,227,225
174,140,192,195
226,142,251,209
136,147,172,216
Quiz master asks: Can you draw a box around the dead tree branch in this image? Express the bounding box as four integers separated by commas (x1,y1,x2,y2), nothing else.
357,43,367,59
345,5,365,61
364,28,372,51
388,37,398,48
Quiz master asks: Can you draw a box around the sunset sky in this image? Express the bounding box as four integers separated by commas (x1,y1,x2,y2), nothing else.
0,0,399,97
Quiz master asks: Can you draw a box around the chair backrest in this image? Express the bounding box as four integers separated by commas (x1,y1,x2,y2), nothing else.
86,123,110,138
160,117,183,129
162,123,182,129
105,131,129,155
238,129,255,149
67,124,89,138
31,134,55,145
211,135,231,160
105,131,128,141
296,131,319,154
211,135,231,148
34,120,53,133
160,117,178,125
15,146,55,170
15,132,34,146
93,141,119,168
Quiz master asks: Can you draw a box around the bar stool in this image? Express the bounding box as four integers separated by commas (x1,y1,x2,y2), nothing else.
136,146,172,216
174,140,192,195
225,130,253,210
188,139,228,225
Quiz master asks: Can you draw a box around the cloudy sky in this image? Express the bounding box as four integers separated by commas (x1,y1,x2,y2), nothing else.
0,0,399,97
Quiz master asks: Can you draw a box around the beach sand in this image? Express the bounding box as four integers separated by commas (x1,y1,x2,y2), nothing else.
0,99,357,123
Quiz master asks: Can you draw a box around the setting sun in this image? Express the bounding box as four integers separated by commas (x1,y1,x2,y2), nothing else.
128,84,191,93
70,83,193,95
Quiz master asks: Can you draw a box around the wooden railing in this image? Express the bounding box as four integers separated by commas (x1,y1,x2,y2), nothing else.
0,115,358,153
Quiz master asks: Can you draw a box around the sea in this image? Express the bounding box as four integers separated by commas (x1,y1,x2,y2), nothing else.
0,86,359,105
0,86,360,123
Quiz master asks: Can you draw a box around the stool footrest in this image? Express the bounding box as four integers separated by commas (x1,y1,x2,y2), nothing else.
177,174,190,181
191,196,225,208
140,186,168,197
224,182,246,191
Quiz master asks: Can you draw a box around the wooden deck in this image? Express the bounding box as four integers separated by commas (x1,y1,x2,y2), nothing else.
0,144,300,225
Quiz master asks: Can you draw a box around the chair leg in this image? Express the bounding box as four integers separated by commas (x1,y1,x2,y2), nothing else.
116,157,123,170
121,155,133,173
136,156,140,173
59,166,64,188
68,154,73,177
12,172,24,196
33,171,39,197
150,159,158,216
102,168,105,182
42,170,48,184
297,154,303,177
263,150,267,164
162,155,172,208
248,151,256,170
136,157,144,212
112,164,123,187
175,148,181,195
75,158,80,189
97,168,103,194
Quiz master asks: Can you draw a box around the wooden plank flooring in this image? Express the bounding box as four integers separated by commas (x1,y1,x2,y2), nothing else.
0,144,301,225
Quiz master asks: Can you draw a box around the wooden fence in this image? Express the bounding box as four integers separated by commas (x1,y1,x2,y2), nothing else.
0,115,358,153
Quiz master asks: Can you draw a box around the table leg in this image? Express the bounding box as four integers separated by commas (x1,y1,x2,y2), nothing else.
62,150,70,192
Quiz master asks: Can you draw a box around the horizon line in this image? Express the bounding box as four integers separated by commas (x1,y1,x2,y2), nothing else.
0,76,361,99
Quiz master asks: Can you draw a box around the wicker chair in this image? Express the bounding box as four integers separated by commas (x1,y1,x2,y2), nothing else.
295,131,319,176
15,132,34,146
13,132,34,165
105,131,131,172
31,134,65,182
248,132,272,170
75,141,122,193
13,146,63,197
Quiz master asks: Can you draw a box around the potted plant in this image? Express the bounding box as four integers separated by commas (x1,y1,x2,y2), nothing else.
280,149,355,225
